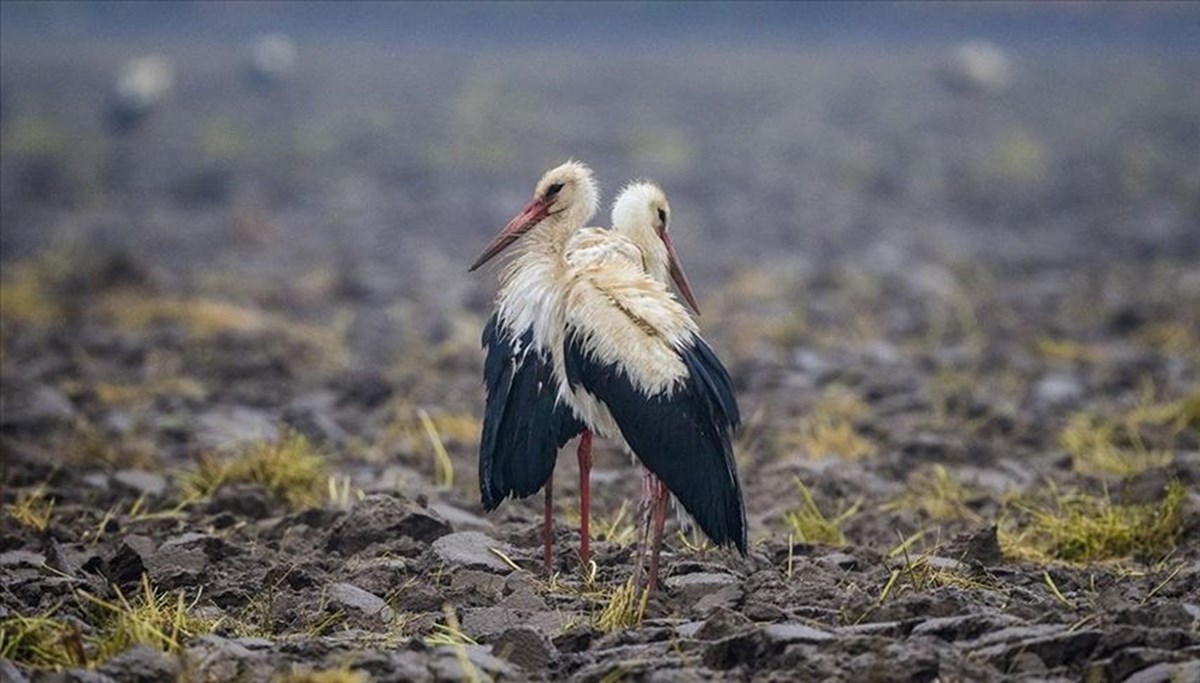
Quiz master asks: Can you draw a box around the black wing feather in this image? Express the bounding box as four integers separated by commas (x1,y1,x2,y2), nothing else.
479,314,583,510
564,333,746,553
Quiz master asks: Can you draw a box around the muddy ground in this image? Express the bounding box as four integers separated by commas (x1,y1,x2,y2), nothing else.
3,24,1200,683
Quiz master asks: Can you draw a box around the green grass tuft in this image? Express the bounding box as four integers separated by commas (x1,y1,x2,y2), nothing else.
1001,481,1186,564
182,430,329,509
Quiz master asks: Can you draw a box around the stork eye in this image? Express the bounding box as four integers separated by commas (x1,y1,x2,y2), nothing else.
657,208,668,227
545,183,564,198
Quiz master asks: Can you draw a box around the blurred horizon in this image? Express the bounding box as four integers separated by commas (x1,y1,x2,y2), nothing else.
3,0,1199,353
4,1,1200,53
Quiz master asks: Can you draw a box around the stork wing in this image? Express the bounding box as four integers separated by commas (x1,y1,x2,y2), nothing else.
562,262,746,552
479,314,583,510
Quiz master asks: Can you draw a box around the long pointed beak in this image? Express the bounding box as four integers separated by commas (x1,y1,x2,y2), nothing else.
661,232,701,315
468,197,551,272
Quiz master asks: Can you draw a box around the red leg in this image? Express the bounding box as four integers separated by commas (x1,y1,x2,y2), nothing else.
577,429,593,567
647,478,670,596
632,467,656,592
543,472,554,571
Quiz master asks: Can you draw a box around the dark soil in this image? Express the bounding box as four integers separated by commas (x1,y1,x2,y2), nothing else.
3,25,1199,683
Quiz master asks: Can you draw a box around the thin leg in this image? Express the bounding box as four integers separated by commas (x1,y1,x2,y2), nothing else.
647,478,670,596
632,467,656,592
577,429,593,567
543,472,554,571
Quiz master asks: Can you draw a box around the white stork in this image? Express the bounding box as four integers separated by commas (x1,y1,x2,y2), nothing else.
470,161,597,570
557,182,745,594
470,169,709,576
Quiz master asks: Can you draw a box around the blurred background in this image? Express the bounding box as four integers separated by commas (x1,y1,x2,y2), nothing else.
2,0,1198,509
3,4,1200,676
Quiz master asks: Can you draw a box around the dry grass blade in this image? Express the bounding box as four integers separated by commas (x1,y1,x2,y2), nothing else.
783,478,860,546
1043,571,1072,607
0,613,81,670
418,408,455,489
78,575,216,663
594,578,649,633
424,604,481,683
6,485,56,531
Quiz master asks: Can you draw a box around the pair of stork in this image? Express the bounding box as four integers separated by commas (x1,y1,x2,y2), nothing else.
469,161,745,594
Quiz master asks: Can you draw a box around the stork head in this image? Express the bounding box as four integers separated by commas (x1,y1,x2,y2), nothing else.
469,160,599,272
612,181,701,314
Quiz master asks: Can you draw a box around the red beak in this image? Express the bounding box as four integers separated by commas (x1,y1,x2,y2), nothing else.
661,231,700,315
468,197,551,272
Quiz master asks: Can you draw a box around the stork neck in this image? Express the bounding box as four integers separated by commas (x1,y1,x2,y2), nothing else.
502,213,577,278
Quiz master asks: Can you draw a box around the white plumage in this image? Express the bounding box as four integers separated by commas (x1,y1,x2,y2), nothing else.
471,167,743,593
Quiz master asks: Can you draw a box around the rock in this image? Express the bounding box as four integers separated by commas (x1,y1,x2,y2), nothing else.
326,494,451,555
552,626,596,654
111,469,167,498
952,525,1002,566
492,626,557,671
0,659,30,683
818,552,859,571
498,586,548,611
910,613,1022,641
393,583,446,612
282,393,345,447
450,569,505,596
430,644,515,681
1030,372,1085,410
0,550,46,567
97,644,180,683
462,607,570,640
900,433,964,461
342,649,432,683
106,535,155,587
838,621,906,638
792,349,838,384
1182,602,1200,623
693,607,754,641
347,557,410,597
333,371,394,409
693,584,743,616
664,572,739,603
703,630,766,669
194,406,277,449
763,623,835,645
1124,660,1200,683
969,626,1102,670
431,502,495,532
1100,647,1192,682
140,533,240,589
328,582,395,623
1,383,75,431
890,555,965,573
741,601,786,622
185,635,269,682
207,484,272,519
431,531,515,573
39,669,116,682
83,473,111,492
102,411,135,435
